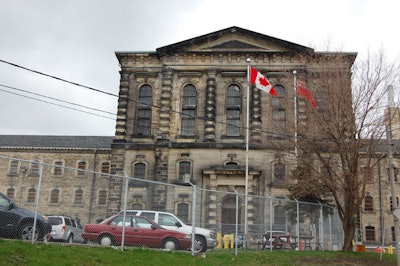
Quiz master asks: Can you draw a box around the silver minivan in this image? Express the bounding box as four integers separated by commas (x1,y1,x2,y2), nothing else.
48,215,85,243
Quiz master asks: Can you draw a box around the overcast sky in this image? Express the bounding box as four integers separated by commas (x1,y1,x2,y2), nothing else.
0,0,399,136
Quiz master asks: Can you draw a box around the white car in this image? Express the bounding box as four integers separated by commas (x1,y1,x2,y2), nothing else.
48,215,85,243
118,210,217,252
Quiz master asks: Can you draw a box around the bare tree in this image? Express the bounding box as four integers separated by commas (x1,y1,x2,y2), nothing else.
290,49,399,251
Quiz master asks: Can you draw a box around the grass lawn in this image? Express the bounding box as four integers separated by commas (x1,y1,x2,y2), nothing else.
0,239,396,266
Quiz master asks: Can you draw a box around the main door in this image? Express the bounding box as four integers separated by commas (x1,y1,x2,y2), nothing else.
221,196,241,234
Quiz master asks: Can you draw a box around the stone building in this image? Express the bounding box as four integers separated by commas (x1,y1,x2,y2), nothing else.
0,26,399,246
0,135,113,224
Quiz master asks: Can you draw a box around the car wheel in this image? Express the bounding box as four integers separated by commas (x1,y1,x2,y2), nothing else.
67,234,74,244
20,222,39,241
162,238,179,250
192,235,207,253
99,235,114,247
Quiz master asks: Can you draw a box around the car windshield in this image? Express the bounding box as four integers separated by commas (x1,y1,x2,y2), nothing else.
48,217,63,225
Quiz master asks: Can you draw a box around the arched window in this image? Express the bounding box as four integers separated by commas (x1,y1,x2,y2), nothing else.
74,189,84,205
135,85,152,136
131,202,144,210
271,85,285,138
181,84,197,136
53,161,63,176
364,196,373,212
50,188,60,204
273,162,286,186
178,161,191,183
226,84,241,136
365,225,375,241
129,162,146,187
29,160,40,177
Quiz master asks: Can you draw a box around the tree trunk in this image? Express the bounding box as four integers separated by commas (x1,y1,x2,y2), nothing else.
341,208,356,251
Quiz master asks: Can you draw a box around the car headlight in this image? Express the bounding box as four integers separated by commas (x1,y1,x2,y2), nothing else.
209,231,216,239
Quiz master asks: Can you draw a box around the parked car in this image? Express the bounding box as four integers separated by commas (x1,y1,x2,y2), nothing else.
82,214,192,250
48,215,85,243
0,192,51,241
118,210,217,252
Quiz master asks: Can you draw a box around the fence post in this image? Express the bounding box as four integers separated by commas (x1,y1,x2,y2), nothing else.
32,158,44,243
185,176,196,256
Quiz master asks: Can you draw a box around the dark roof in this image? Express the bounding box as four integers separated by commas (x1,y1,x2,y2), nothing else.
0,135,113,149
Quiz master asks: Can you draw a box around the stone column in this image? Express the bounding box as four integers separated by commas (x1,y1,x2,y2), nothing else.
204,70,217,142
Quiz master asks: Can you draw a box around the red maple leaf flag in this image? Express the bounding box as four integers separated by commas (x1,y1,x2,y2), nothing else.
297,80,316,108
249,66,277,96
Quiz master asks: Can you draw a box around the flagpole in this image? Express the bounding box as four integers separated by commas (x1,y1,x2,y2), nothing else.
245,58,250,241
293,70,298,166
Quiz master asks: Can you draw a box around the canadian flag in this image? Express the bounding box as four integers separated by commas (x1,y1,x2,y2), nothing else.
297,80,317,108
249,66,277,96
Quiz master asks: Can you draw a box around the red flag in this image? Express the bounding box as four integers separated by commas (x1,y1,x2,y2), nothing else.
249,66,277,96
297,80,316,108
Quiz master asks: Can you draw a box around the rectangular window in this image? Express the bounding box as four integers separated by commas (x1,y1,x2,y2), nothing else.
98,190,107,205
77,161,86,177
101,162,110,176
226,109,240,136
136,109,152,136
53,161,63,176
27,188,36,203
29,161,40,177
8,160,19,176
181,109,195,136
74,190,83,205
178,161,191,183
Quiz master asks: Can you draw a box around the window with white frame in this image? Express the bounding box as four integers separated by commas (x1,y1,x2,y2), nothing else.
50,188,60,204
74,189,84,205
76,161,87,177
8,160,19,176
53,161,63,176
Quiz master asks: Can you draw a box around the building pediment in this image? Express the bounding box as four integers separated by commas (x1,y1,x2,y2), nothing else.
156,26,314,55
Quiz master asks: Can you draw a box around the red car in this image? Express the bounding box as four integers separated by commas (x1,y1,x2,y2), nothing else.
82,214,192,250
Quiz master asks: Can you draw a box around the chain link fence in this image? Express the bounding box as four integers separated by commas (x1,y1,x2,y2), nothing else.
0,156,343,254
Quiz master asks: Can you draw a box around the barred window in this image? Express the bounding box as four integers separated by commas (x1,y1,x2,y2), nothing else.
74,189,83,205
7,187,15,199
76,161,87,177
53,161,63,176
29,161,40,177
101,162,110,176
98,190,107,205
226,85,241,137
8,160,19,176
27,188,36,203
274,205,286,225
50,188,60,204
365,226,375,241
135,85,152,136
364,196,373,212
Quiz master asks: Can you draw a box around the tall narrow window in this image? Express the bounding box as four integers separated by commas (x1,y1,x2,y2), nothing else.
226,85,241,136
129,163,146,187
53,161,63,176
178,161,191,183
29,160,40,177
74,189,84,205
8,160,19,176
50,188,60,204
271,85,285,138
274,205,286,228
76,161,87,177
181,84,197,136
27,188,36,203
135,85,152,136
364,196,373,212
273,162,286,186
98,190,107,205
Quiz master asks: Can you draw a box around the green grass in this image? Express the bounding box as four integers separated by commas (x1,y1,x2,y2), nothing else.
0,239,397,266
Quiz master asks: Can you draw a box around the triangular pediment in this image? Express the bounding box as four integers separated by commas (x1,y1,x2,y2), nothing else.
157,26,313,55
